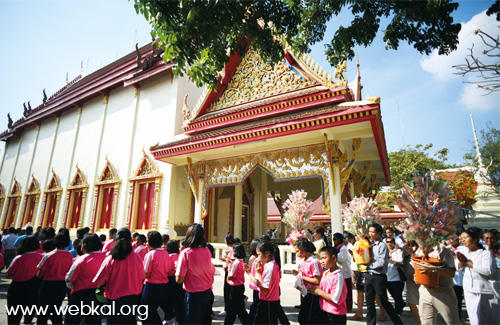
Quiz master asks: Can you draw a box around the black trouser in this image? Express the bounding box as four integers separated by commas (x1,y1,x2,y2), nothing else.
7,277,41,325
65,288,104,325
387,281,406,315
142,282,168,324
37,280,68,325
453,285,464,320
364,273,403,325
326,313,347,325
247,289,260,325
4,249,16,270
255,300,280,325
298,293,328,324
224,284,248,324
184,289,214,324
224,269,230,311
107,294,142,324
166,275,186,323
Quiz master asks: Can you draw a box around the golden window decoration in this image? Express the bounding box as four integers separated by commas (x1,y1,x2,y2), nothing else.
91,156,121,231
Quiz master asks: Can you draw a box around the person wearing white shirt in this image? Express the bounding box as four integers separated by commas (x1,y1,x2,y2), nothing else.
457,228,498,325
333,232,353,312
384,227,404,248
386,238,406,315
446,235,467,321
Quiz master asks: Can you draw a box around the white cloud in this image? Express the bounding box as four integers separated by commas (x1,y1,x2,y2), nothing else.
419,10,498,80
459,83,500,111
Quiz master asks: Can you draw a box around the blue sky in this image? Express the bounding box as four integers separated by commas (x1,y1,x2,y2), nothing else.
0,0,498,166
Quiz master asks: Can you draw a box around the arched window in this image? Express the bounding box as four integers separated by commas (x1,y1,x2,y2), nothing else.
91,157,120,231
126,149,162,231
2,179,21,229
21,175,40,227
63,165,88,229
40,170,62,228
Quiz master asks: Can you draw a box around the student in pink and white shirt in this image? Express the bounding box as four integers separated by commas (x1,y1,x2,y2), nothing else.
292,237,324,324
65,233,105,325
101,228,117,254
135,234,148,260
93,227,145,324
141,231,171,324
165,239,185,323
132,232,140,250
37,233,74,325
309,246,347,325
6,236,43,325
245,240,281,324
219,233,236,317
175,223,215,324
246,239,262,324
225,243,248,324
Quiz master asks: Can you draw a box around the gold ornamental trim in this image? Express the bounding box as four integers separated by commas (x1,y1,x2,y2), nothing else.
154,109,372,158
199,143,333,218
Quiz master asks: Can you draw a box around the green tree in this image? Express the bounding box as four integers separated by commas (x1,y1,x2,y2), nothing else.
388,143,454,190
464,122,500,194
133,0,461,87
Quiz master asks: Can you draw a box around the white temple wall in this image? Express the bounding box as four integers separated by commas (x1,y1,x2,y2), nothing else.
132,72,177,231
216,197,231,242
167,165,192,232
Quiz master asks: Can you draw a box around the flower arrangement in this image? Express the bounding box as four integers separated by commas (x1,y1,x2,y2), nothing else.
286,229,306,245
282,190,314,244
395,176,457,255
342,196,381,237
342,196,381,264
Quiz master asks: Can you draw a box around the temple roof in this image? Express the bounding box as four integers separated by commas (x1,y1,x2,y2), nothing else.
150,46,390,186
1,42,171,141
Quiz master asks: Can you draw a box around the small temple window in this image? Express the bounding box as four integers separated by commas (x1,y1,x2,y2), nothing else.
2,179,21,229
21,175,40,227
63,165,88,229
40,170,63,228
127,149,162,231
91,157,120,232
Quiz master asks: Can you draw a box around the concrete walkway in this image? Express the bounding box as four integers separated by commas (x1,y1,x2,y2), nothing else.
0,264,468,324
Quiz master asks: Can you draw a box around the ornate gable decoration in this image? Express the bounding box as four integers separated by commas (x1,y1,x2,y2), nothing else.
97,156,121,185
45,170,62,193
206,47,318,113
131,149,161,180
69,164,88,189
9,179,21,197
27,175,40,194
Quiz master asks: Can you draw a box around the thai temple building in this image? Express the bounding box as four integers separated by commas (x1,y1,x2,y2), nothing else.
0,42,391,243
468,115,500,229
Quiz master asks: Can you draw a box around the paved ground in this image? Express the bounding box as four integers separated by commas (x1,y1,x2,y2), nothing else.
0,264,469,324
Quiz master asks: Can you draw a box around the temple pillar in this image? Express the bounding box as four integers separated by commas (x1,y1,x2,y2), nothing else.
329,164,343,233
193,176,205,224
234,184,242,239
259,171,268,237
349,181,355,201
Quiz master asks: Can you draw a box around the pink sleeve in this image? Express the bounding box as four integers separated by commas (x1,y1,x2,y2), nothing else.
144,252,153,273
0,254,4,270
93,256,111,286
331,273,344,304
37,253,50,271
175,250,187,277
6,255,19,275
66,257,83,283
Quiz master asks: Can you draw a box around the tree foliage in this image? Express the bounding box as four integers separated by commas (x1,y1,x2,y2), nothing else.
434,170,477,208
133,0,461,87
388,143,454,190
453,28,500,94
464,122,500,194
